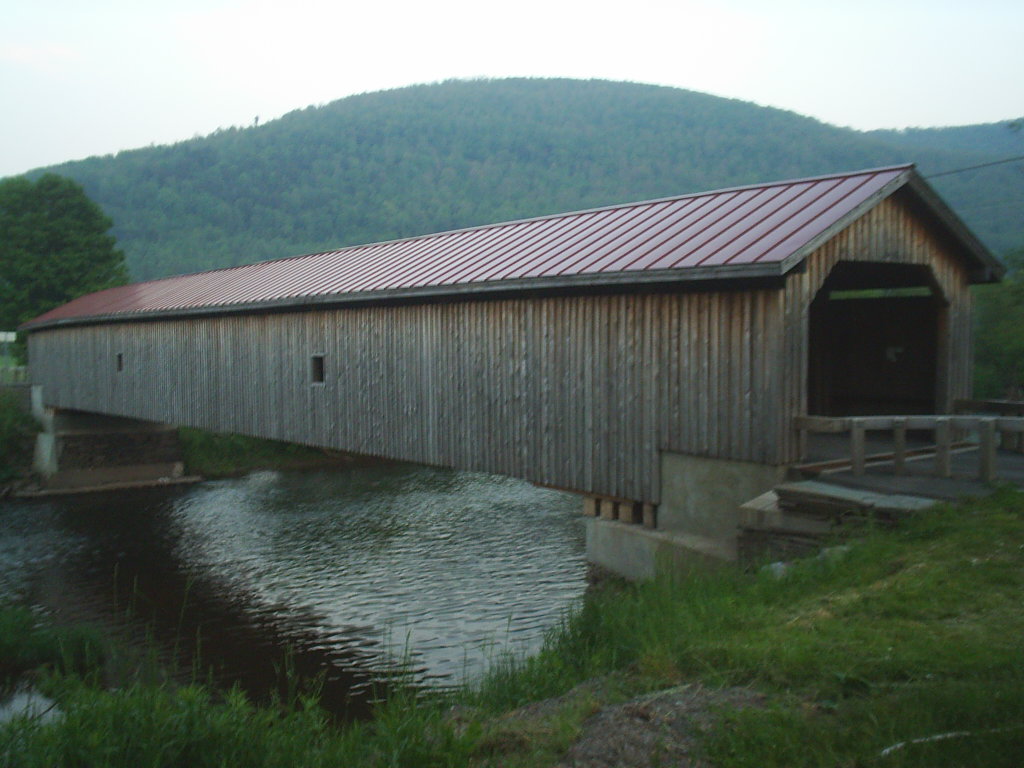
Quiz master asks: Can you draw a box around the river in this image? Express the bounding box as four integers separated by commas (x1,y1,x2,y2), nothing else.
0,463,587,716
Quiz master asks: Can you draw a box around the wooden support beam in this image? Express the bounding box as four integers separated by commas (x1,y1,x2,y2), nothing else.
851,418,866,476
582,497,598,517
642,503,657,529
892,417,907,476
935,417,952,478
979,418,997,482
793,415,851,433
616,501,640,524
599,498,616,520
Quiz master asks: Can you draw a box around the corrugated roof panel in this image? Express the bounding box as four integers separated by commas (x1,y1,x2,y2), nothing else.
27,165,956,328
452,211,602,284
480,204,651,282
351,233,459,292
673,180,838,269
616,188,763,273
546,199,697,277
710,174,874,268
615,187,784,273
397,227,505,287
743,172,889,266
599,194,726,274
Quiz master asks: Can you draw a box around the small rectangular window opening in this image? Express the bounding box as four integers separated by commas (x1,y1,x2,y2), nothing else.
116,352,124,372
310,354,325,384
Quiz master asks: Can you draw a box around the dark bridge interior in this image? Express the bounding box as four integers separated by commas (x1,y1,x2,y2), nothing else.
808,262,944,417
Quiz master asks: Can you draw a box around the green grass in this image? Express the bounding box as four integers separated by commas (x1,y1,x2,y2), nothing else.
0,389,36,481
0,606,108,683
1,671,477,768
2,490,1023,766
177,427,356,477
467,489,1024,766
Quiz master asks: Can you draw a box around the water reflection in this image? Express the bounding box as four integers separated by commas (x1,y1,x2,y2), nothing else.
0,464,587,715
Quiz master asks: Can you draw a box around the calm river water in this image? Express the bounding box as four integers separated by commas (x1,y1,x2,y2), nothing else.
0,464,587,715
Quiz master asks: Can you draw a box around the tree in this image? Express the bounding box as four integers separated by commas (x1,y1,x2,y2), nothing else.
973,247,1024,398
0,174,128,335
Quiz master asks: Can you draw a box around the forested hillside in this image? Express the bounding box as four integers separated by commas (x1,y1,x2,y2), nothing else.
25,79,1024,280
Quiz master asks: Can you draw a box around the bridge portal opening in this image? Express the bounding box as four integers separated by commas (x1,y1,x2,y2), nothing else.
808,262,946,417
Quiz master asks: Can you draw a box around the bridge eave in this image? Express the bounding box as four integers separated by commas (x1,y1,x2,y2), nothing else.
20,262,788,332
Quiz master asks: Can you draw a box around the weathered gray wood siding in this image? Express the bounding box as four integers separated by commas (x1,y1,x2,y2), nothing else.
29,289,787,503
780,192,975,461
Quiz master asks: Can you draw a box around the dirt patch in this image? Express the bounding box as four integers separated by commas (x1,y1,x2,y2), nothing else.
554,683,765,768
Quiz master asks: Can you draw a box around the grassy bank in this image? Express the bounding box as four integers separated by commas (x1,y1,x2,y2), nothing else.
177,428,363,477
2,491,1022,766
0,389,35,482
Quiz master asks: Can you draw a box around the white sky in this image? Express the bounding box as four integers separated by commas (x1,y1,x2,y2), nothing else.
1,0,1022,178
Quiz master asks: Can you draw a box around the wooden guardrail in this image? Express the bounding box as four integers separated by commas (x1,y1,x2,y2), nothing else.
0,366,28,384
794,411,1024,482
954,399,1024,452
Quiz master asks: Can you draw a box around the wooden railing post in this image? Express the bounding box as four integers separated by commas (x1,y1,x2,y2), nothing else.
935,417,952,478
892,417,907,476
979,418,997,482
851,418,866,476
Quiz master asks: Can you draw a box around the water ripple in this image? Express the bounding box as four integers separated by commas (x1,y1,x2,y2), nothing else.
1,463,587,700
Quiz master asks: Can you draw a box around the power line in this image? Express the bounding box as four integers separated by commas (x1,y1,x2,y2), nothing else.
924,154,1024,179
955,199,1024,215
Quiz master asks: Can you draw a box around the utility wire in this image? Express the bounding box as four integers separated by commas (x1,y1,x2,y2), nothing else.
955,199,1024,215
924,154,1024,179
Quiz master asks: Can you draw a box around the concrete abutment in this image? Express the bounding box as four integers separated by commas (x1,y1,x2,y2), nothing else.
583,451,785,580
32,386,187,491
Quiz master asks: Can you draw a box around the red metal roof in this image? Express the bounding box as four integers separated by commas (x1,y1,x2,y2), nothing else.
23,164,990,329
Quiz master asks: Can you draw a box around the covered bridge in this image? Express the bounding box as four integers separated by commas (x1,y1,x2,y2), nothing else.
23,165,1002,574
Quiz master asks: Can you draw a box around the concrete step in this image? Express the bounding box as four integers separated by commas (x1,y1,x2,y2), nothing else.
738,490,834,535
737,480,939,565
774,479,938,521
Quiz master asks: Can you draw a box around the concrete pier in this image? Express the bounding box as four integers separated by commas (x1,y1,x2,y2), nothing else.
582,451,786,580
32,387,186,491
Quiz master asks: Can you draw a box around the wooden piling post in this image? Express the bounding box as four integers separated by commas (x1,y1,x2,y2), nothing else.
617,501,640,524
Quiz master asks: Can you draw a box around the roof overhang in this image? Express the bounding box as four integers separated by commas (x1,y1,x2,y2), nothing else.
22,261,788,331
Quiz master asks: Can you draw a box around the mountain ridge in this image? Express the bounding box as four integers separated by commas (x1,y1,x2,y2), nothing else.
23,78,1024,280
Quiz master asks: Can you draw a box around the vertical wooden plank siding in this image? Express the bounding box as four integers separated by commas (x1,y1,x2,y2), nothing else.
28,288,784,503
26,191,976,502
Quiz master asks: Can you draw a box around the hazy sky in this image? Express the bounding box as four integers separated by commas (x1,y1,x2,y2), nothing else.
2,0,1022,178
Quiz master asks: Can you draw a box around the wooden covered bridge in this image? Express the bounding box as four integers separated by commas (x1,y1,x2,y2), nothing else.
22,165,1007,577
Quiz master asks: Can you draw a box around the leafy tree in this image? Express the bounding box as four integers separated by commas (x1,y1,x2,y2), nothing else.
974,248,1024,398
0,174,127,337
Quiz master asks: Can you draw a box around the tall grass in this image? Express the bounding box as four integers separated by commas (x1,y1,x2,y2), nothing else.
1,674,477,768
0,606,107,682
